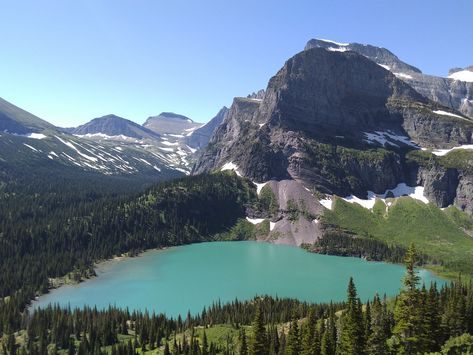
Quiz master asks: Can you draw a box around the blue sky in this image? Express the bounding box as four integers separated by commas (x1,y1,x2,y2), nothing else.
1,0,472,127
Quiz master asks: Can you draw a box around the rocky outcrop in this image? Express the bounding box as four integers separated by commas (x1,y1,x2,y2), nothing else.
415,165,459,207
306,39,473,118
193,48,466,193
305,39,421,74
389,100,473,148
186,107,228,149
455,173,473,215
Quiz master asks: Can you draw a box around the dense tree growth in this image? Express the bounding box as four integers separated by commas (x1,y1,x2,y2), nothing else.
0,172,257,330
1,251,473,354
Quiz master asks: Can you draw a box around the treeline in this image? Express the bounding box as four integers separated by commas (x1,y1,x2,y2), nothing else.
2,246,473,354
0,172,257,331
1,297,344,354
305,231,435,265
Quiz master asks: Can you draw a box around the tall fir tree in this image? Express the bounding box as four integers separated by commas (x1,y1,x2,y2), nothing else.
249,303,268,355
338,277,365,355
286,318,301,355
392,243,425,354
367,294,389,355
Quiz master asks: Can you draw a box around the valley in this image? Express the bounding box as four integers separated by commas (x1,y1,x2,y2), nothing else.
1,21,473,353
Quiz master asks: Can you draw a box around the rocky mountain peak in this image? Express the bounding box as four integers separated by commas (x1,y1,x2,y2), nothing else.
144,112,201,136
71,114,159,140
305,38,422,74
153,112,194,122
306,39,473,118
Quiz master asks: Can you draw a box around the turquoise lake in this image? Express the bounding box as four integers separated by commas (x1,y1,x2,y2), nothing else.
31,241,445,317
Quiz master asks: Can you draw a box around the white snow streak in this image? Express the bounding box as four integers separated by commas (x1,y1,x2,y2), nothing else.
221,162,242,177
433,110,466,120
246,217,265,225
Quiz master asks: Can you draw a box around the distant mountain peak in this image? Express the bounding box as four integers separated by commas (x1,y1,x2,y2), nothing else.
71,114,159,140
143,112,201,136
155,112,194,122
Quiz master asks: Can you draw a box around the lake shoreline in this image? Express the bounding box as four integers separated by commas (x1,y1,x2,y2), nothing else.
29,241,446,317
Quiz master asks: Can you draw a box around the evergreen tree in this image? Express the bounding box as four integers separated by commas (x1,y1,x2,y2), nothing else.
249,303,268,355
367,294,389,355
392,244,424,354
239,329,248,355
338,277,365,355
202,330,209,355
286,318,301,355
164,342,171,355
301,309,317,355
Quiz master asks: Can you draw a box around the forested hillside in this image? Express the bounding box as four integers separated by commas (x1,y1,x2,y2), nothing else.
0,172,258,328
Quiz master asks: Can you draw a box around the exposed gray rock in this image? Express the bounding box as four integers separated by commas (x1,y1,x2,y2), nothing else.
305,39,421,74
185,107,229,149
455,173,473,215
306,39,473,118
417,165,459,207
247,89,266,100
251,180,324,246
143,112,201,135
71,114,160,140
194,48,469,197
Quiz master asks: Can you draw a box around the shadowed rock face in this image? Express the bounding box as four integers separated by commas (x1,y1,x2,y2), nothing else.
260,48,425,138
306,39,473,118
193,48,472,197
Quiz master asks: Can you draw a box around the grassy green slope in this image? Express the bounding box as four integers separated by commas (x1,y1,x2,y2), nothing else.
323,197,473,277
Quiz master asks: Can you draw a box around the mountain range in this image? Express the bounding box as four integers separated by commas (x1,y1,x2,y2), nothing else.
2,37,473,249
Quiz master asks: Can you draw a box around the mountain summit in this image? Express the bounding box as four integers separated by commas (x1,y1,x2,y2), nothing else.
71,114,160,140
306,39,473,118
144,112,201,135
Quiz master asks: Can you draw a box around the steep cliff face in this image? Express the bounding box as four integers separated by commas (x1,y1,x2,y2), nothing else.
306,39,473,119
185,107,229,149
193,48,470,195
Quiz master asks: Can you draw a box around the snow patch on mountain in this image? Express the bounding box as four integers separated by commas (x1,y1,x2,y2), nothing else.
363,131,418,148
448,70,473,82
246,217,265,225
26,133,47,139
221,162,242,177
394,72,413,80
342,183,429,209
253,182,267,194
319,197,333,210
425,144,473,156
317,38,349,46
